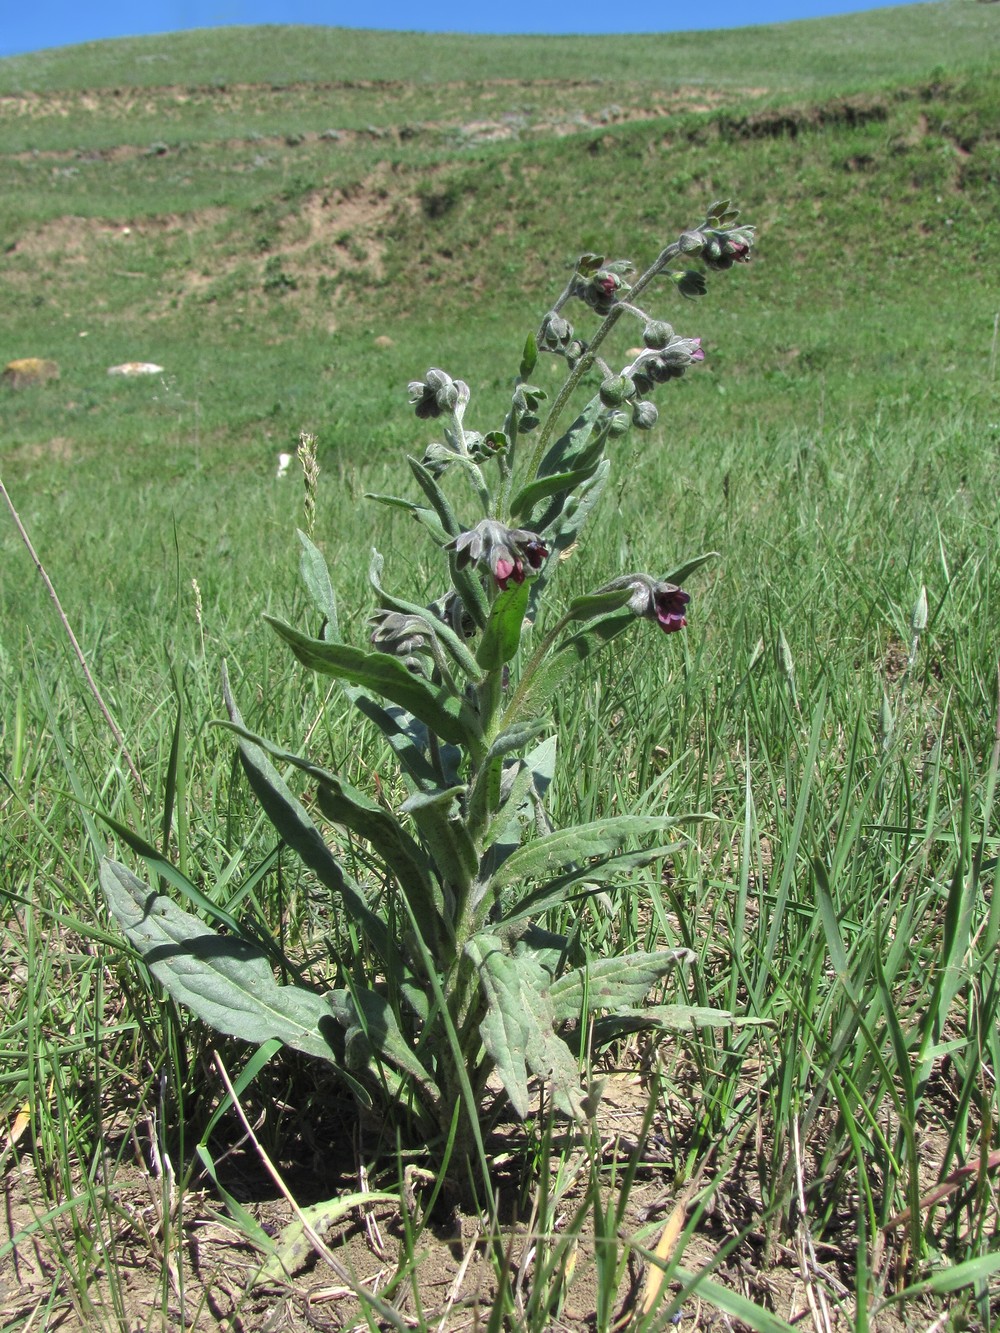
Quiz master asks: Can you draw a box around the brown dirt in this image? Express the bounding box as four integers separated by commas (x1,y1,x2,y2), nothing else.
2,1044,970,1333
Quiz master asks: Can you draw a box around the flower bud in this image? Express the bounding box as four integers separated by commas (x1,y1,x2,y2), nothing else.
675,270,708,298
678,229,706,254
606,411,631,438
642,321,674,349
539,311,574,353
409,367,459,419
632,400,658,430
599,375,631,408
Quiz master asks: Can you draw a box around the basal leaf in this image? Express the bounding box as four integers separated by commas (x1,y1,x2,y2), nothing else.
100,860,370,1104
467,934,532,1117
256,1191,398,1284
328,988,439,1100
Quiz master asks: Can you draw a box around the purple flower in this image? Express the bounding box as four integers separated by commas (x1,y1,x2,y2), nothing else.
651,584,690,633
447,520,548,591
624,575,691,634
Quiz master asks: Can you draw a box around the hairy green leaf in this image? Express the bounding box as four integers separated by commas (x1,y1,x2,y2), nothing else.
221,669,396,969
100,860,370,1102
489,815,682,894
508,464,600,524
297,530,340,639
548,950,694,1021
265,617,483,755
400,786,478,896
476,579,531,671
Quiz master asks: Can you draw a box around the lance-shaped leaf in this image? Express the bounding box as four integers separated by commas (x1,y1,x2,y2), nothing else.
583,1005,759,1052
548,949,695,1022
476,579,531,671
488,814,683,895
502,645,577,732
467,934,532,1115
256,1191,399,1285
479,732,557,869
498,844,685,926
661,550,719,586
467,718,549,840
214,721,449,946
352,697,443,792
265,617,483,757
222,669,396,971
365,493,451,546
297,530,340,639
508,464,601,525
100,859,371,1104
468,933,587,1120
519,331,538,379
290,541,444,791
406,455,463,538
400,786,478,896
564,586,634,623
536,395,603,478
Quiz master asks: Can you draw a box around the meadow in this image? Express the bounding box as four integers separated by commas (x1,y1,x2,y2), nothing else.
1,2,1000,1328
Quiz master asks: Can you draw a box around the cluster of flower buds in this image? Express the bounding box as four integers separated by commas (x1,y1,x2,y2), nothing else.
509,383,546,434
369,609,437,672
408,368,469,420
570,256,635,316
629,336,705,394
447,519,548,591
678,201,756,272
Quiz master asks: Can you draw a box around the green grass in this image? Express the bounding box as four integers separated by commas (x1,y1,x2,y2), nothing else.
2,3,996,93
2,6,1000,1329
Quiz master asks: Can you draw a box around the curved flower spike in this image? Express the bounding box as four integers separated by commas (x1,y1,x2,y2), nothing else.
447,519,548,591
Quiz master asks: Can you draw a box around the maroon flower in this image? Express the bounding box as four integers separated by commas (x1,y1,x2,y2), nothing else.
651,584,690,634
623,575,691,635
447,519,549,591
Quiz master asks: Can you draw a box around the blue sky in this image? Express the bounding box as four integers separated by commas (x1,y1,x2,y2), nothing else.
2,2,933,59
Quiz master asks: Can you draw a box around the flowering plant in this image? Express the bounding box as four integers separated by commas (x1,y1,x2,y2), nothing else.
100,201,755,1185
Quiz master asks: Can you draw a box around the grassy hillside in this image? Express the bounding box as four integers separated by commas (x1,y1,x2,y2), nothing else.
1,1,997,93
2,7,1000,1330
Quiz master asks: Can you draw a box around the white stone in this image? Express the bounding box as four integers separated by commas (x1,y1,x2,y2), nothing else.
107,362,165,376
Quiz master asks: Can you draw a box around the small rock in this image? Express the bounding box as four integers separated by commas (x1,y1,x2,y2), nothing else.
276,452,293,479
107,362,165,376
2,357,59,389
373,335,394,349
